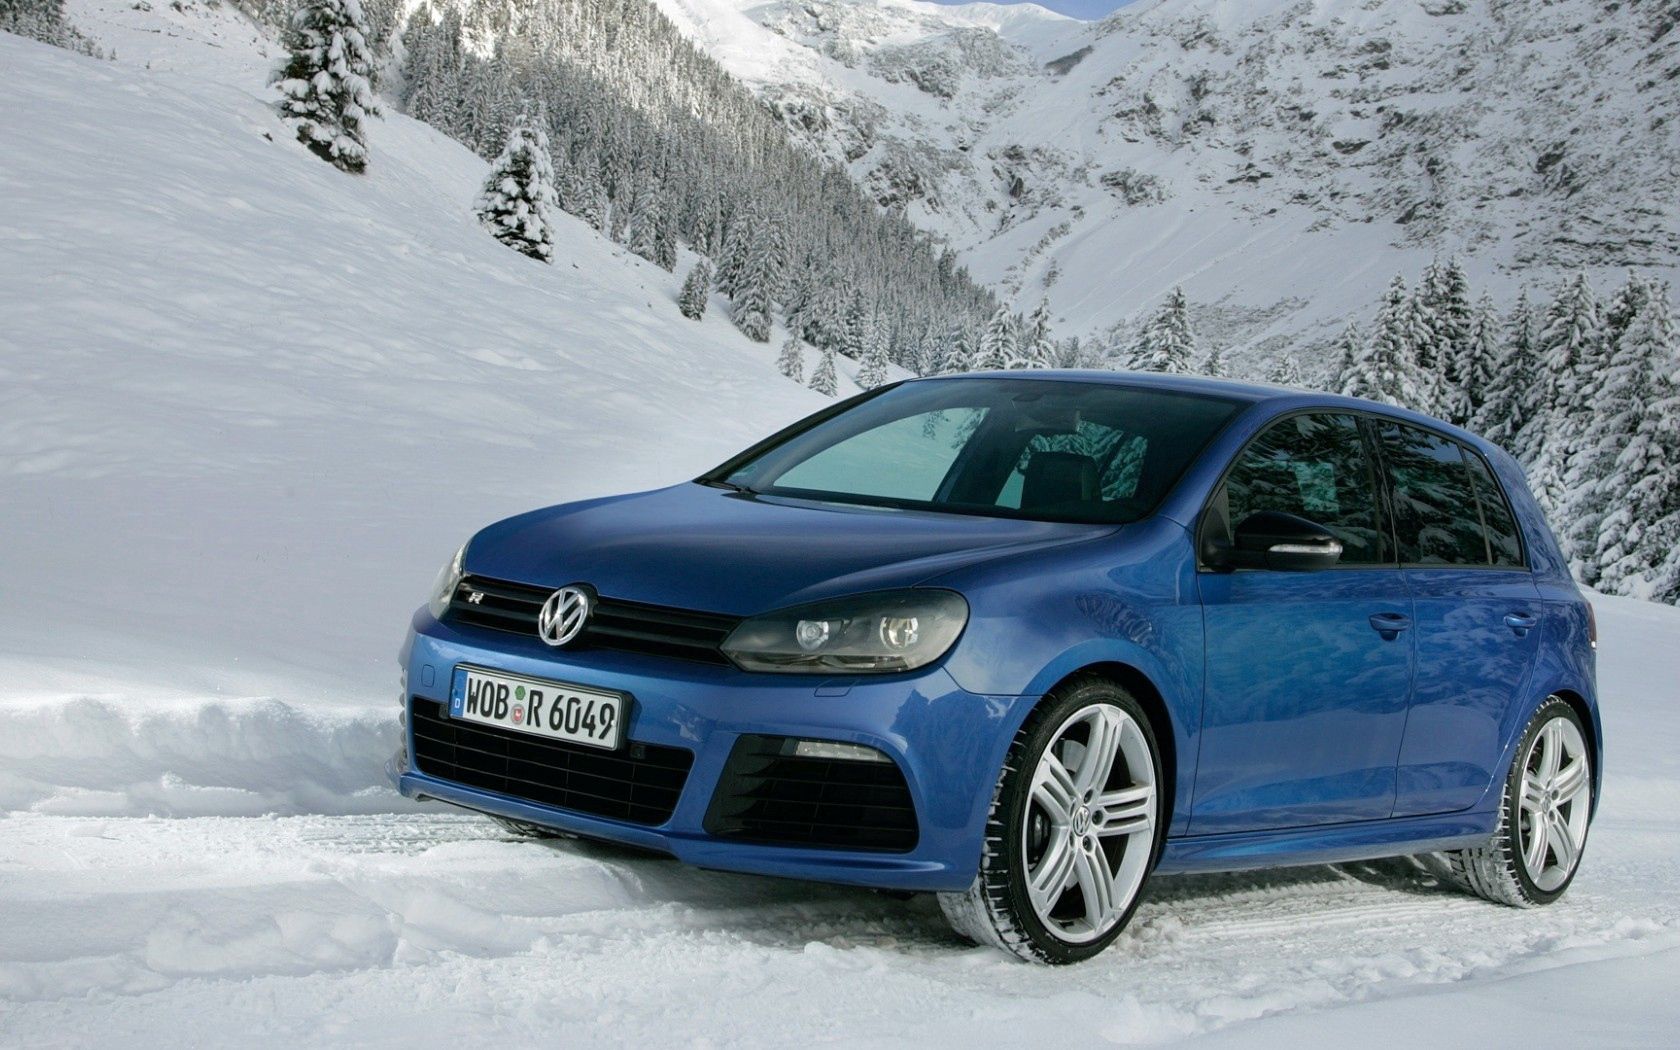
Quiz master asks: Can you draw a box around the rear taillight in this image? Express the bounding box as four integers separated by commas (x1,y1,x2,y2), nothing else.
1586,602,1598,650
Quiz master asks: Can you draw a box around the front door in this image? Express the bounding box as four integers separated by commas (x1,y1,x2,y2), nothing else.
1192,412,1414,835
1375,422,1544,817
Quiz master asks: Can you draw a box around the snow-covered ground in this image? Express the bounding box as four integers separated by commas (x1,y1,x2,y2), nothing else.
2,594,1676,1048
2,6,1678,1047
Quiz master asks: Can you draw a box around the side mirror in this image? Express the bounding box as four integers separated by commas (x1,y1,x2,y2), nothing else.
1206,511,1344,572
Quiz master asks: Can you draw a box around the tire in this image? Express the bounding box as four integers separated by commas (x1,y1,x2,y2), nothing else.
938,675,1165,964
1444,697,1592,907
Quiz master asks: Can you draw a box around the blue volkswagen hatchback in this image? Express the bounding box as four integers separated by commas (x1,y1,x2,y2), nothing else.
392,373,1599,963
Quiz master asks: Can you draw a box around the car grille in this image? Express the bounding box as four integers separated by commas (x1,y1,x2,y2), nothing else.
704,735,919,853
409,699,693,826
444,575,740,665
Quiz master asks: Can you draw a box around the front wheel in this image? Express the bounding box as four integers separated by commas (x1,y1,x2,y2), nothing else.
939,676,1164,964
1445,697,1593,906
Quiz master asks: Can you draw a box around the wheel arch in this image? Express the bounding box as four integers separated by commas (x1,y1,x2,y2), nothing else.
1548,687,1601,819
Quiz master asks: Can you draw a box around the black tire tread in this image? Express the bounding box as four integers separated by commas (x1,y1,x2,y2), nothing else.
1442,697,1582,908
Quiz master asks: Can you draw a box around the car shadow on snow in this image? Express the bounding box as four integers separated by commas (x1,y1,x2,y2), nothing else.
502,823,1464,955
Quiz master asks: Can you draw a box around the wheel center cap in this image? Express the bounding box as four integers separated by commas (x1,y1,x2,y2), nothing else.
1072,806,1092,836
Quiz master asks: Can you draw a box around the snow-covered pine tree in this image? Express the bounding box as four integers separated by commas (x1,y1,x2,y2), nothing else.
1604,272,1654,345
271,0,380,174
942,321,975,374
977,306,1015,371
653,209,678,273
678,261,711,320
809,344,839,397
1022,300,1054,368
856,318,890,389
1344,278,1419,407
777,326,806,384
1130,287,1196,374
713,204,751,298
1267,354,1304,388
606,188,630,245
474,109,557,262
627,176,662,266
1479,290,1541,455
1563,282,1669,586
1332,322,1362,395
1457,295,1502,429
841,294,869,361
1200,345,1227,378
1522,272,1604,521
1594,290,1680,603
1400,281,1440,413
758,217,788,310
731,223,775,342
1424,258,1475,425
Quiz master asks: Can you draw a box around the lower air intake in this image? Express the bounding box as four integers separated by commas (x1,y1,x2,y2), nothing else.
703,735,919,853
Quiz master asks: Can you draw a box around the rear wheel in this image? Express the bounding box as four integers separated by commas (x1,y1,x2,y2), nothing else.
939,676,1163,964
1445,697,1592,906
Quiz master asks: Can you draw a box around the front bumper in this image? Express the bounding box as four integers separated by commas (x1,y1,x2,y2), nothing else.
392,609,1029,892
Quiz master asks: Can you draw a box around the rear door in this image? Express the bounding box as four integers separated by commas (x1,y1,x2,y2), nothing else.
1376,423,1543,817
1192,412,1414,834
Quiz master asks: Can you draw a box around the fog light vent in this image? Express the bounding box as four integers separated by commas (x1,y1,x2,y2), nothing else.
704,734,917,852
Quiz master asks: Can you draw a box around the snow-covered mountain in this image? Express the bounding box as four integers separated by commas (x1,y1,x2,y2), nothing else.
659,0,1680,361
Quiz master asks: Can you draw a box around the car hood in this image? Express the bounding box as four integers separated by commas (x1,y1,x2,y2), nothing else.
464,482,1108,615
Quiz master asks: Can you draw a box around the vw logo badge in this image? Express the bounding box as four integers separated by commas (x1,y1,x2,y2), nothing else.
537,585,592,647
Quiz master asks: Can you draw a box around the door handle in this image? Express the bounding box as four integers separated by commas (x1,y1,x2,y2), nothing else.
1369,612,1411,641
1504,611,1539,636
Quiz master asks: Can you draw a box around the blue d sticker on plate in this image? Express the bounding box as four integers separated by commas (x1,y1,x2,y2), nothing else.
449,669,466,717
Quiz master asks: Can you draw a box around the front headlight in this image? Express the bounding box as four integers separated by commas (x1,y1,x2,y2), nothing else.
721,589,968,674
426,542,467,619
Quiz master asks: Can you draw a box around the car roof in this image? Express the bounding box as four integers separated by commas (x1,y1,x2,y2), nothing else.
911,370,1502,458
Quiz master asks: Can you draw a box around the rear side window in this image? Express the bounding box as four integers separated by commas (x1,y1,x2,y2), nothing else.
1220,413,1389,565
1378,424,1496,566
1462,451,1526,567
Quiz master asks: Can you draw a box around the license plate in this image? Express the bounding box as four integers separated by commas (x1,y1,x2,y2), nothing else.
449,666,626,751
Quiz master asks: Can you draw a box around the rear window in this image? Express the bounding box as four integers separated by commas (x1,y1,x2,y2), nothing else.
710,379,1243,525
1462,450,1526,567
1379,423,1521,567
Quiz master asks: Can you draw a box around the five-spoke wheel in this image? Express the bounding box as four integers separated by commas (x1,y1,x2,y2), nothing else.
939,675,1162,963
1447,697,1593,907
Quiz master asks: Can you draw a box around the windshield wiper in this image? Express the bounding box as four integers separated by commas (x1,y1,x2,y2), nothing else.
700,478,755,495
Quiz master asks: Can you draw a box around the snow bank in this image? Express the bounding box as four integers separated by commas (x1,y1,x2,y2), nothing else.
0,696,405,816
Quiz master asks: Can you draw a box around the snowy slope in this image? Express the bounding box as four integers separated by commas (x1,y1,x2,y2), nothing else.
0,0,858,812
2,5,1679,1047
660,0,1680,366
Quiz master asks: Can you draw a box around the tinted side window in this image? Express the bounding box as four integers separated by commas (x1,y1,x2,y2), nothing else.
1222,413,1389,565
1462,451,1525,567
1379,424,1489,566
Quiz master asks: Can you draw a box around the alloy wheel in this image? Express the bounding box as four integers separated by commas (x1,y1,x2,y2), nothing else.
1021,703,1157,944
1517,715,1591,893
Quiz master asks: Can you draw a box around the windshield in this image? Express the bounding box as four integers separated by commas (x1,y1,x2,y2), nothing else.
704,378,1244,524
